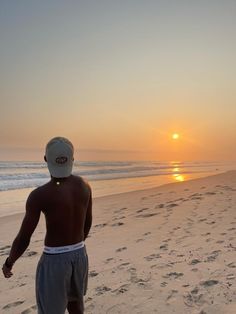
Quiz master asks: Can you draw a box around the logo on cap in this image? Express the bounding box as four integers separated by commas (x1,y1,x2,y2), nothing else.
55,156,68,164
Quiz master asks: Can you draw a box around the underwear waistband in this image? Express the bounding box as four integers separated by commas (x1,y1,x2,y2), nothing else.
43,241,85,254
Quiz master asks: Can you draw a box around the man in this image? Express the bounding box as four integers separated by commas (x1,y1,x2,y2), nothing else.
2,137,92,314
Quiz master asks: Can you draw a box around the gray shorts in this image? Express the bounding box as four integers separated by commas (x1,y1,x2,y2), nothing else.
36,246,88,314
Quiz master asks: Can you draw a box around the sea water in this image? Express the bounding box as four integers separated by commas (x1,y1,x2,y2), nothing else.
0,160,235,217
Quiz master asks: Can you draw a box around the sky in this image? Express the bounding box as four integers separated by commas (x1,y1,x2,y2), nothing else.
0,1,236,161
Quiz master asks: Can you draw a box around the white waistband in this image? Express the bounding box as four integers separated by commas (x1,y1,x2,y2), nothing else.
44,241,85,254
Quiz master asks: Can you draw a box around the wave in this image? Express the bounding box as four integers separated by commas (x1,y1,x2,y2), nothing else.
0,160,228,192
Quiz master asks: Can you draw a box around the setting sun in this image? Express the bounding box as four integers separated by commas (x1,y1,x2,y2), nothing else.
172,133,180,140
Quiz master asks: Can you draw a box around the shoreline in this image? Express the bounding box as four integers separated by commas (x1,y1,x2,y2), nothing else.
0,170,235,221
94,169,236,199
0,170,234,220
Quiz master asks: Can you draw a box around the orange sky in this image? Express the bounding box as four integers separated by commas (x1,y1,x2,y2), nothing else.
1,2,236,161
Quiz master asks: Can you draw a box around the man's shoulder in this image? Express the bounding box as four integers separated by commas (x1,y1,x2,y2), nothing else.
27,182,50,201
72,175,91,192
72,175,89,185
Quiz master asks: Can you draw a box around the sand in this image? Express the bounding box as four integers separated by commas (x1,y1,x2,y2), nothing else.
0,171,236,313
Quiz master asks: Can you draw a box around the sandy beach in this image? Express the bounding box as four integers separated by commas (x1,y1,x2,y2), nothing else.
1,171,236,314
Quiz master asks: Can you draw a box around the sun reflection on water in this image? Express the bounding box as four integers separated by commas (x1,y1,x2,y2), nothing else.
172,164,185,182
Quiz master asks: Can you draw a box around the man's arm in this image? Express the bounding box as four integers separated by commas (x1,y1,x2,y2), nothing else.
2,190,41,278
84,188,92,240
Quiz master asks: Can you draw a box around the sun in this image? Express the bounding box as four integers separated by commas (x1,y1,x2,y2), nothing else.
172,133,179,140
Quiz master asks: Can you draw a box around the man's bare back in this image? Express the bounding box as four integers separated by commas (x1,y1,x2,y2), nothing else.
32,175,92,247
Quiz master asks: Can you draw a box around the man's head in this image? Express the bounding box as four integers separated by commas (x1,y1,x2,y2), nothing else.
45,137,74,178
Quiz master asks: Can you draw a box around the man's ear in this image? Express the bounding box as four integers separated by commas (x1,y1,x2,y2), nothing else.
44,155,47,162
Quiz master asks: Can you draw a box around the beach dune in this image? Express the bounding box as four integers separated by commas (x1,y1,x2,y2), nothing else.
1,171,236,313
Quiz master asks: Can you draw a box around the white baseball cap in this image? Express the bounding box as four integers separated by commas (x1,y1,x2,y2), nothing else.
45,137,74,178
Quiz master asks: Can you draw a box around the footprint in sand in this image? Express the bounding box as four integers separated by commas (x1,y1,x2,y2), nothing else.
226,273,235,281
0,245,11,250
173,226,181,231
105,257,114,263
190,193,202,197
135,232,151,242
117,262,130,269
228,227,236,231
201,232,211,236
166,289,178,302
89,271,99,277
136,238,145,243
141,196,147,200
111,284,130,294
155,203,165,209
216,240,224,244
144,253,162,261
160,281,168,287
163,238,171,243
136,208,149,213
116,247,127,252
111,222,124,227
183,287,206,307
114,207,127,214
206,221,216,225
205,250,221,262
0,245,11,256
0,251,10,256
200,280,219,287
95,285,111,295
166,203,178,208
23,251,38,257
189,259,201,265
113,216,126,221
136,213,158,218
192,196,203,200
129,270,151,288
198,218,207,222
227,262,236,268
21,305,37,314
3,300,25,310
94,223,107,228
163,272,184,279
160,243,168,250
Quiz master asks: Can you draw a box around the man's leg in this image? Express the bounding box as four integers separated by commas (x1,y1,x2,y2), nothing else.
36,255,70,314
67,301,83,314
68,248,88,314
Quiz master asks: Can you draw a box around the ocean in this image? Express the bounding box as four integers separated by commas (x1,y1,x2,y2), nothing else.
0,160,235,217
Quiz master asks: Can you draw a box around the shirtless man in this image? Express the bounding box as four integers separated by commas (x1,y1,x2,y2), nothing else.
2,137,92,314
